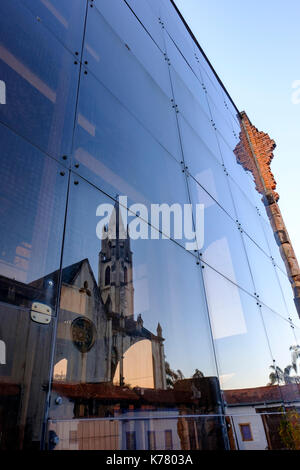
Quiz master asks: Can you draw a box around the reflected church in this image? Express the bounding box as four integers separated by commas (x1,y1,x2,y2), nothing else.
48,202,226,450
53,201,166,389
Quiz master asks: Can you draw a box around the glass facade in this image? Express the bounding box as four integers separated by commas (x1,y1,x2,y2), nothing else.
0,0,299,451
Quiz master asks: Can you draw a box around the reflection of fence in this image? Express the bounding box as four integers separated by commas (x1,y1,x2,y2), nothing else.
48,411,300,450
47,414,227,451
48,419,119,450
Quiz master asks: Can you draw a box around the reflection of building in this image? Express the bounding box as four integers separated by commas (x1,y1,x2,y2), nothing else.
49,377,226,450
0,203,166,449
224,384,300,450
47,205,227,449
0,202,227,450
53,201,167,389
1,0,300,453
99,201,134,318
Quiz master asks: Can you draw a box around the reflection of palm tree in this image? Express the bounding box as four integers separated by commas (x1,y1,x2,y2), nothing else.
268,345,300,386
165,362,184,388
193,369,204,379
268,364,300,385
176,369,185,380
165,362,204,388
290,345,300,373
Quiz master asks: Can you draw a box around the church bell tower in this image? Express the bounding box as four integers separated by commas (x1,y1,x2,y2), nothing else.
98,201,134,317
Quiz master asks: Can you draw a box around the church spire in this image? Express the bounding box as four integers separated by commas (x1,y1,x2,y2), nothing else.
98,197,134,318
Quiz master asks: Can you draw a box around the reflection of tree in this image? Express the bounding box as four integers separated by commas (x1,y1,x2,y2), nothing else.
279,408,300,450
165,361,184,388
268,364,300,386
290,345,300,372
193,369,204,379
165,362,204,389
268,345,300,385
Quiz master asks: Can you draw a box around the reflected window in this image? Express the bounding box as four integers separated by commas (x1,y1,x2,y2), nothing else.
148,431,156,450
113,339,155,389
111,347,118,379
105,266,111,286
165,430,173,450
126,431,136,450
53,358,68,381
69,430,78,445
239,423,253,442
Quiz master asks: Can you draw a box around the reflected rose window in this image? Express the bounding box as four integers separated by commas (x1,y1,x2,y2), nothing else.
71,317,96,353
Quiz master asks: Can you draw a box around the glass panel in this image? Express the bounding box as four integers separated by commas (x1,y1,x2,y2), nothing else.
108,0,166,52
73,70,191,239
222,90,241,130
192,43,224,107
261,305,300,404
293,325,300,347
242,234,287,315
202,265,279,398
208,96,238,151
0,302,55,449
246,174,270,223
200,69,230,129
276,268,300,329
193,49,241,149
218,133,253,193
188,178,254,293
145,0,164,16
0,0,80,161
230,179,270,254
169,72,220,161
46,175,228,449
230,114,243,144
164,32,209,117
0,123,68,309
221,97,241,142
178,115,235,217
158,2,199,73
92,0,171,98
261,217,287,272
82,5,181,161
22,0,87,53
169,65,214,140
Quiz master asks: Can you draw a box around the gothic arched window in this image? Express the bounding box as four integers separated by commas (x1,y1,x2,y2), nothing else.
105,266,110,286
111,347,118,379
124,266,128,284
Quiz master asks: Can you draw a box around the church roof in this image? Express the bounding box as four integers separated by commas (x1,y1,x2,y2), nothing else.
30,258,94,288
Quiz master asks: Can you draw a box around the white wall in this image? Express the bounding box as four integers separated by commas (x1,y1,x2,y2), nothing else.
227,406,268,450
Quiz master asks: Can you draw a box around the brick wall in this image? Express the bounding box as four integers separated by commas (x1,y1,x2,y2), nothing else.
234,112,300,317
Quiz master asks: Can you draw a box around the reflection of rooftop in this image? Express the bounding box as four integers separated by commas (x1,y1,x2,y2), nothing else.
0,274,45,308
224,384,300,406
51,381,197,406
52,382,139,402
51,377,222,411
138,388,198,406
0,382,20,397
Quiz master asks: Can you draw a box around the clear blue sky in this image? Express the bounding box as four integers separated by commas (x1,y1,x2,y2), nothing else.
174,0,300,260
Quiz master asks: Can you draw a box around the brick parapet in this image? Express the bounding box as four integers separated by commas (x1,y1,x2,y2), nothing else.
234,112,300,317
